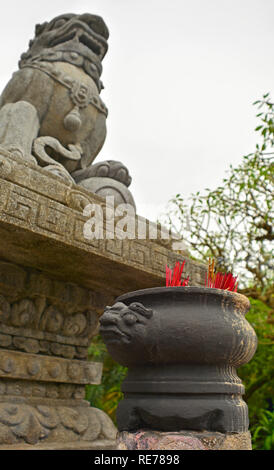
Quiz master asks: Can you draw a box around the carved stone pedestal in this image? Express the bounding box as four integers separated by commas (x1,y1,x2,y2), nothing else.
0,261,117,449
0,151,206,449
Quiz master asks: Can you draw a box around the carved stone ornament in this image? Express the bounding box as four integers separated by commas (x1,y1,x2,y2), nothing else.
0,260,117,449
100,287,257,434
0,403,117,446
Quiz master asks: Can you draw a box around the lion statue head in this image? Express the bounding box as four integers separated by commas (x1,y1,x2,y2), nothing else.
19,13,109,92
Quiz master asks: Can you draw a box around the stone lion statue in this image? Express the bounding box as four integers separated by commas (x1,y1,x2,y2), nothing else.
0,13,135,207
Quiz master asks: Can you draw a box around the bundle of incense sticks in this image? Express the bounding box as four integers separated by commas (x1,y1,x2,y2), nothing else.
205,258,238,292
166,260,190,287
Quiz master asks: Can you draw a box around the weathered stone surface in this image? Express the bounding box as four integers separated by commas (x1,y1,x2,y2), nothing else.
117,430,252,450
0,151,206,295
0,102,39,163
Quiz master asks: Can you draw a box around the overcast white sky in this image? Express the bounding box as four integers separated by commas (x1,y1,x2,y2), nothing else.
0,0,273,221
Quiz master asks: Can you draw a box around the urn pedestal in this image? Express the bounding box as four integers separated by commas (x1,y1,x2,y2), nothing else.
100,287,257,449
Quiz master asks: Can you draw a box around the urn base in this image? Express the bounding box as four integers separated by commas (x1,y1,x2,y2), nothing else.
117,394,249,433
117,364,249,433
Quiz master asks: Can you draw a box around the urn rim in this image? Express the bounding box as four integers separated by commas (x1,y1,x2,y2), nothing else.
116,286,249,312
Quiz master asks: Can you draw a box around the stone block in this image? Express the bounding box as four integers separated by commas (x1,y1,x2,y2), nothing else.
117,430,252,450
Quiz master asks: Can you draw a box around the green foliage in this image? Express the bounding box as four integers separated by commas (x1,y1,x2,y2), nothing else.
251,410,274,450
85,335,127,424
238,298,274,448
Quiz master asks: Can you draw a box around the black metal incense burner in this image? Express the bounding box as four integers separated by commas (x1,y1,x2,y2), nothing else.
100,287,257,433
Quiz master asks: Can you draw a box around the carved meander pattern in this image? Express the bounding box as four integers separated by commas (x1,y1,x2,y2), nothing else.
0,153,207,287
0,179,171,274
